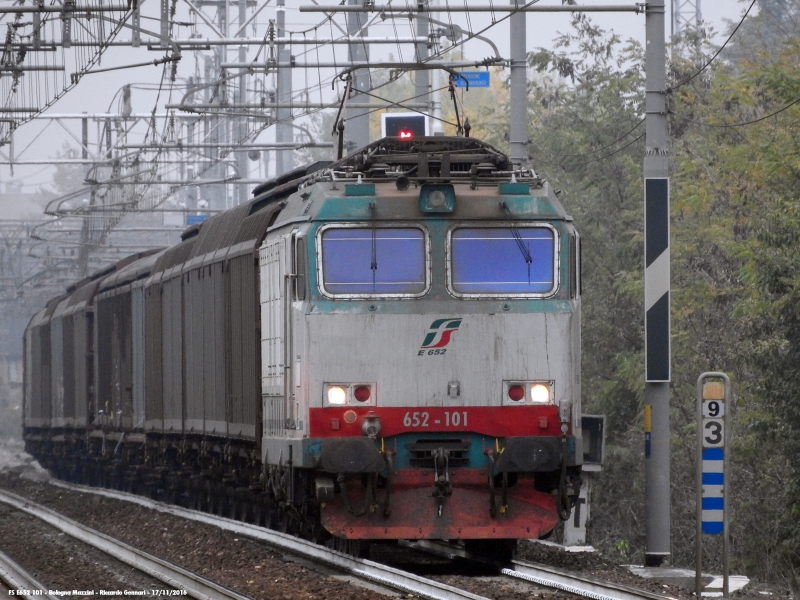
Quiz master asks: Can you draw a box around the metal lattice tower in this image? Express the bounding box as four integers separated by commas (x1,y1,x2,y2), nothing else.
672,0,702,37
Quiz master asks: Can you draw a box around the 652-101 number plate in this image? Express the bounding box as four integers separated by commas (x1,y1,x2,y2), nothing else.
308,405,560,437
403,410,468,428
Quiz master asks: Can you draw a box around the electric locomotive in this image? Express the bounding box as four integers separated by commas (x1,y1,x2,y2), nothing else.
23,136,582,555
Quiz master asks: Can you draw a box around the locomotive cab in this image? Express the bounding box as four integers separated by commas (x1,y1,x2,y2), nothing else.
259,137,582,547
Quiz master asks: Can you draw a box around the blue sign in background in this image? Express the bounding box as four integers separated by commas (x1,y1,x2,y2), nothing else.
454,71,490,88
187,214,209,225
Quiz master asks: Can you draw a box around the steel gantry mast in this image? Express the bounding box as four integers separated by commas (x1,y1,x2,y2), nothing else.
672,0,702,38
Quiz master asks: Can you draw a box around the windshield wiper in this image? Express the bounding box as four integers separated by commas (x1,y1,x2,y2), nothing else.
370,201,377,290
501,201,532,285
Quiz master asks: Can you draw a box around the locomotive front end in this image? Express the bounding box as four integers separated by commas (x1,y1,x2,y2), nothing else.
260,137,582,546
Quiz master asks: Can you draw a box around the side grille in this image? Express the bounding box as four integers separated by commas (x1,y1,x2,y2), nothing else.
407,438,470,468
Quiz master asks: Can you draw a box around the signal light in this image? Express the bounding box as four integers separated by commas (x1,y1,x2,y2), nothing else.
354,385,371,402
381,112,429,138
508,385,525,401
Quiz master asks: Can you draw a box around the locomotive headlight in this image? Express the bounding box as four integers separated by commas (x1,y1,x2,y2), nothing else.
419,184,455,213
428,189,447,208
327,385,347,405
530,383,552,404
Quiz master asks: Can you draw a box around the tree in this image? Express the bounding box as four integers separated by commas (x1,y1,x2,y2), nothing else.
524,14,649,559
522,13,800,586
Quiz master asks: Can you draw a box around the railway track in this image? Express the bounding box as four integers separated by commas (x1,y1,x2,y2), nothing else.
4,482,490,600
3,479,680,600
402,539,681,600
0,549,54,599
0,488,255,600
503,560,679,600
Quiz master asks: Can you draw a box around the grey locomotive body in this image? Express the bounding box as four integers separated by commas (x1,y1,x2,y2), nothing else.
23,137,581,549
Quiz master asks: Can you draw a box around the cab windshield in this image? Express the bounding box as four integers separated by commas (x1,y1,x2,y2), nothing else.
319,227,427,296
450,227,556,296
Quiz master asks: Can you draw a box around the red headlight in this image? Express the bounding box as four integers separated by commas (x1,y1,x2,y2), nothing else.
354,385,371,402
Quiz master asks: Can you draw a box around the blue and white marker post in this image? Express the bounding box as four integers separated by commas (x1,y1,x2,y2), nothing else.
696,372,731,598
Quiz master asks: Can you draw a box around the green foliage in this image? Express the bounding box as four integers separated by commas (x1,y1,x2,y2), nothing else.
525,15,646,439
521,11,800,587
670,32,800,582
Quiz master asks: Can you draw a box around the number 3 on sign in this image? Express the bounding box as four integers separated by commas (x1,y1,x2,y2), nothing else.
703,419,724,447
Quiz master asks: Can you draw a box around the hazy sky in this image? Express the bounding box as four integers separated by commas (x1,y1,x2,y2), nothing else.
0,0,754,199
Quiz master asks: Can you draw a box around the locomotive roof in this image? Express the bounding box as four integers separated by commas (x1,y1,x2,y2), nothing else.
312,136,542,185
329,136,512,172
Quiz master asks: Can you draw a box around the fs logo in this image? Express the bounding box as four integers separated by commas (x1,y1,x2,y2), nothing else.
418,318,462,356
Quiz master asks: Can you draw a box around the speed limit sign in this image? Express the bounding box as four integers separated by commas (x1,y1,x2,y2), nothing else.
695,372,731,598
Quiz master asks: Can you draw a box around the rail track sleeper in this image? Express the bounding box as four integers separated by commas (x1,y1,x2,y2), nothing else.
49,480,490,600
0,489,255,600
505,559,680,600
0,549,56,600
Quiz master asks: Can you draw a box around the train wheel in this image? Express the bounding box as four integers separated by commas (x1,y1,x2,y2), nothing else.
464,539,517,563
325,536,370,558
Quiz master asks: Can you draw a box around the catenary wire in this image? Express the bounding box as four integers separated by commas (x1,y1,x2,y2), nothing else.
530,132,645,168
669,95,800,128
668,0,757,92
527,118,644,157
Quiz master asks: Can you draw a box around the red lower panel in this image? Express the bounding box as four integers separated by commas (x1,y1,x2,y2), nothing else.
321,469,559,540
310,405,563,438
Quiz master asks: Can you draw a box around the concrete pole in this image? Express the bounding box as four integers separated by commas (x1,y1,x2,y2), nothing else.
236,0,248,203
346,0,371,151
414,3,430,132
211,2,228,209
77,115,91,277
276,0,293,175
643,0,671,568
431,0,443,135
509,0,527,166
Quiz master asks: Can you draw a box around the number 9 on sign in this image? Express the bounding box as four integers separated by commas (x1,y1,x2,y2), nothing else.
703,419,724,448
703,400,725,418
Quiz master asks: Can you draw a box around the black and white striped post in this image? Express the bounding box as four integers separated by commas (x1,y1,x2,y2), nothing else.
644,0,672,567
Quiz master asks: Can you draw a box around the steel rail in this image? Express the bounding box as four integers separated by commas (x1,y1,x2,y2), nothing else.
402,539,678,600
0,550,56,600
48,480,490,600
0,489,255,600
504,559,680,600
